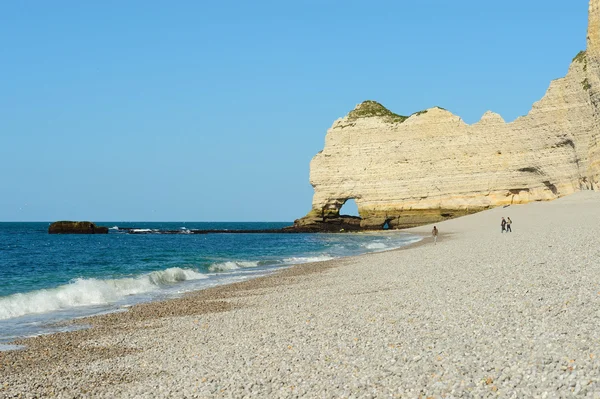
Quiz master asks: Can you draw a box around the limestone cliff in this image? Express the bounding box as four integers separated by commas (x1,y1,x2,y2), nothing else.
295,0,600,231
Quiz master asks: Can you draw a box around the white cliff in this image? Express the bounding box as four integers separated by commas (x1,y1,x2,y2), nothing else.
296,0,600,230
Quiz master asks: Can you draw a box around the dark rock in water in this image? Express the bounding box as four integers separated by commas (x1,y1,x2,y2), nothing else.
291,215,363,232
48,221,109,234
123,227,301,235
116,219,369,235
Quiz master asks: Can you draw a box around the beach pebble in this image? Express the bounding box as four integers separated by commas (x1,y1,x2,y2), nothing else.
3,193,600,397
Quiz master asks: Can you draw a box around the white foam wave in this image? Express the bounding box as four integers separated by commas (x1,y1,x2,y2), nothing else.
208,261,260,272
0,267,207,321
364,242,387,250
282,255,335,264
109,226,119,230
131,229,153,233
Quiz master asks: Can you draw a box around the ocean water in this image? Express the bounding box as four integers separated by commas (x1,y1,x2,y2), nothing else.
0,222,420,346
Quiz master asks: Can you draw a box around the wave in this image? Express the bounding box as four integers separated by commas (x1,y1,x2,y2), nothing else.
405,237,423,245
208,255,335,272
109,226,119,230
282,255,335,264
208,261,260,272
364,242,388,250
0,267,207,321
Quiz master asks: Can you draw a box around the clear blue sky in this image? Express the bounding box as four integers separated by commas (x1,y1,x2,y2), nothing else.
0,0,589,222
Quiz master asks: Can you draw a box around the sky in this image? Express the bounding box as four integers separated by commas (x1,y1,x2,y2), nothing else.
0,0,590,222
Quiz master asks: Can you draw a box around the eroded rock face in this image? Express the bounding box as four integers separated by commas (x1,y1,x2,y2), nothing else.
48,221,109,234
295,0,600,231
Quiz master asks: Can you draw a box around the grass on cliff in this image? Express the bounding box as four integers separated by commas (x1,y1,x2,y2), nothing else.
573,50,588,71
573,50,586,63
575,49,591,89
582,78,592,91
348,101,448,124
348,101,409,123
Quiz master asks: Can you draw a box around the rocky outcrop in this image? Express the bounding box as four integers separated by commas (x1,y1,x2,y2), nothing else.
295,0,600,231
48,221,109,234
291,215,362,233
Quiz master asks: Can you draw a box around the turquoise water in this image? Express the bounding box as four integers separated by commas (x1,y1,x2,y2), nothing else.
0,222,420,345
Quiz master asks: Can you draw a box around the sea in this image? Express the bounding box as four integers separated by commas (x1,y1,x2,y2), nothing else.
0,222,420,349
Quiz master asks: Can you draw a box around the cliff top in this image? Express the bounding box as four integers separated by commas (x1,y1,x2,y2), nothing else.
347,101,409,123
347,101,449,124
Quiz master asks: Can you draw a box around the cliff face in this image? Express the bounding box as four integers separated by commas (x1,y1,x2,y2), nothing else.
296,0,600,231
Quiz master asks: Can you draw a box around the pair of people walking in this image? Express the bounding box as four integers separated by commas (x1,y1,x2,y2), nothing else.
501,217,512,233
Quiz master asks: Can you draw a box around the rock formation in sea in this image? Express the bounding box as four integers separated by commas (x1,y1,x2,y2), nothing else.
295,0,600,231
48,221,109,234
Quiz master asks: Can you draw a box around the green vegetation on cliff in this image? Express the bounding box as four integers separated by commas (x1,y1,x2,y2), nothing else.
573,50,586,63
582,78,592,91
348,101,409,124
348,101,451,124
573,50,588,71
574,51,591,89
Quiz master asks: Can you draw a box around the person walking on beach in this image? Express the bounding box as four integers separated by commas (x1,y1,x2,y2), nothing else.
432,226,438,244
501,217,506,233
506,217,512,233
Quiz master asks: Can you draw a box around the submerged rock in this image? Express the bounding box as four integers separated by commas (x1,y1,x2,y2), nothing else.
48,221,109,234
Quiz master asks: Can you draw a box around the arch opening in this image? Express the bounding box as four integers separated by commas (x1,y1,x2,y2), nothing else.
339,198,359,217
383,220,390,230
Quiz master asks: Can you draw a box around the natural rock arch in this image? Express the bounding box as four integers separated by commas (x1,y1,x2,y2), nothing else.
294,0,600,232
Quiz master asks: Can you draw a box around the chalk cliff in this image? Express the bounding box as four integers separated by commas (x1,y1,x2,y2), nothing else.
295,0,600,231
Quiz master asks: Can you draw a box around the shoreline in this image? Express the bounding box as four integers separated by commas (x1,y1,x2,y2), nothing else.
0,230,424,347
0,253,367,391
0,235,429,392
3,192,600,397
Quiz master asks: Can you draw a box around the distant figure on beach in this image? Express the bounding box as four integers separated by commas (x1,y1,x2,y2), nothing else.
501,217,506,233
432,226,438,244
506,217,512,233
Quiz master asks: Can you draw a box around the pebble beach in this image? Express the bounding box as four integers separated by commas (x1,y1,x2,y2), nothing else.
2,192,600,398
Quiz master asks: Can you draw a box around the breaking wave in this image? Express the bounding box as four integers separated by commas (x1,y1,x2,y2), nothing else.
364,242,388,250
282,255,335,264
209,261,260,272
0,267,207,320
208,255,335,273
